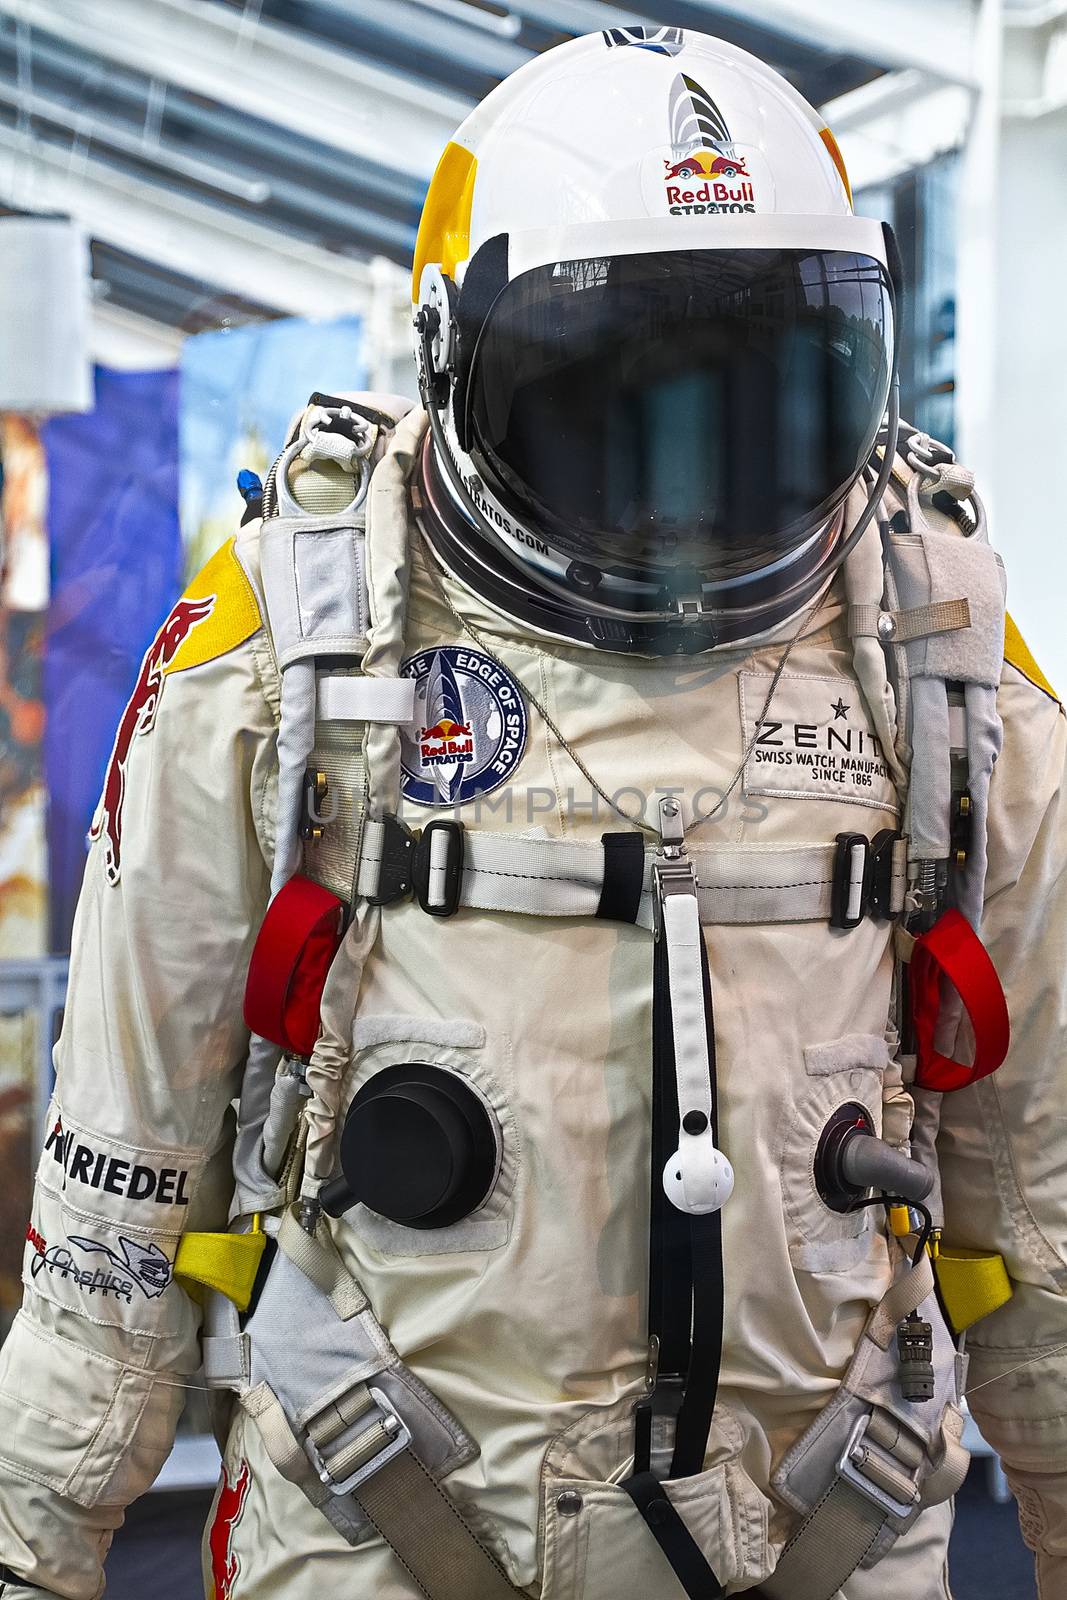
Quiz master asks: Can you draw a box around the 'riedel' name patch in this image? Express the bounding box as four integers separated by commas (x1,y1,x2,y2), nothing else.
44,1117,191,1206
739,672,899,812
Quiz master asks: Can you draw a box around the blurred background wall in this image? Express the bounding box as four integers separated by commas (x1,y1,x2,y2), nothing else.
0,1,1061,1588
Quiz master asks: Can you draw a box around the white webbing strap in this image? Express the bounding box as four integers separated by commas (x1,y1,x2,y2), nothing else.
660,884,728,1213
355,827,844,924
317,674,415,724
458,834,841,927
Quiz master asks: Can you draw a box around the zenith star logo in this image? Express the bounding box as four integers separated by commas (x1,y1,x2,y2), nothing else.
90,594,215,884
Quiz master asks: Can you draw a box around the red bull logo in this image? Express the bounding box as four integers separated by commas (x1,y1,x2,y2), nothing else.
663,73,758,215
419,715,474,765
208,1459,251,1600
664,150,755,215
665,151,749,182
90,594,215,884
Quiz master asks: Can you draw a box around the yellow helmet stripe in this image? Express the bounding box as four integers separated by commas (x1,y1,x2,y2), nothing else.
819,125,853,208
412,141,478,302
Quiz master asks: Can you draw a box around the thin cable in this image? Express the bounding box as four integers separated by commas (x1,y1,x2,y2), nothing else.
964,1343,1067,1399
418,516,830,840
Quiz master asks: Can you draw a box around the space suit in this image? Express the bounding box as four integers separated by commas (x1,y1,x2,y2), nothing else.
1,24,1066,1600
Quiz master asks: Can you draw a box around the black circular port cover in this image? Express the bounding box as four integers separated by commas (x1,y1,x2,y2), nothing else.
814,1100,876,1213
339,1064,498,1229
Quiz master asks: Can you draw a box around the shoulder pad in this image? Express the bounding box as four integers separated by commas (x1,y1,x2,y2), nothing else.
1004,612,1060,704
163,536,263,676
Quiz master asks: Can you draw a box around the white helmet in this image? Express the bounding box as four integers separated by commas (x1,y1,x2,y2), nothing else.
412,26,899,654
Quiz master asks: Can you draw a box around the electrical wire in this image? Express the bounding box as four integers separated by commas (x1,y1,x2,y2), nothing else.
846,1194,933,1266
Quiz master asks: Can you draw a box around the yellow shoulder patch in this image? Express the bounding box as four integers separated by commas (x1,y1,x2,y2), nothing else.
164,538,262,676
1004,612,1060,704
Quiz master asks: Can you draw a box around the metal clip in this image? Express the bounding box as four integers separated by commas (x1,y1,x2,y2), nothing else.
301,769,330,843
651,795,697,938
837,1412,922,1524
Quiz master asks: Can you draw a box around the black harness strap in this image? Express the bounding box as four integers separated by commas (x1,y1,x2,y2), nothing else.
670,940,724,1479
624,1472,726,1599
622,925,725,1597
596,831,646,924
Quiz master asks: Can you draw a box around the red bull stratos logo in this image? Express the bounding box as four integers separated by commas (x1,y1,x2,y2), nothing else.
664,74,757,215
90,593,215,883
400,645,527,807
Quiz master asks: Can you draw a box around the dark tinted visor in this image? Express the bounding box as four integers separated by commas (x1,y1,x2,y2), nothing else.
466,249,893,579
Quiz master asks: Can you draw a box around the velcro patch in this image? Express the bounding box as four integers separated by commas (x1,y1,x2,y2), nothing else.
739,671,900,812
164,537,261,676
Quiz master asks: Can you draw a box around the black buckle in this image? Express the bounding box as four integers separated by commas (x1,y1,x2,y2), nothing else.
868,828,903,921
365,815,417,906
305,391,397,434
413,820,465,918
831,833,871,931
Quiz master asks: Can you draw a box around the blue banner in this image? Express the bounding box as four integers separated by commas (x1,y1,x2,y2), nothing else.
180,314,366,574
43,366,182,950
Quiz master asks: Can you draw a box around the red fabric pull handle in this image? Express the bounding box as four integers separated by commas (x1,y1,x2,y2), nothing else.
244,875,344,1057
911,908,1010,1092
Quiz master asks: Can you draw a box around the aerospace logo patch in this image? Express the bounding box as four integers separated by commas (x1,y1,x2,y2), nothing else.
26,1223,173,1304
399,645,527,807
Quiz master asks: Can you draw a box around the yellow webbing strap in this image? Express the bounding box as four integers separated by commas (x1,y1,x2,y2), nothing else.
934,1247,1013,1332
175,1216,267,1312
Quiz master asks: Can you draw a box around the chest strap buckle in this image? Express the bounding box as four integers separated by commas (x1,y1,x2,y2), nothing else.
413,820,466,918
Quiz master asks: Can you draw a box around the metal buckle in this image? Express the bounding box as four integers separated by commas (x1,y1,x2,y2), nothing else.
364,815,418,906
868,829,904,921
413,819,465,917
837,1412,921,1524
308,1385,412,1498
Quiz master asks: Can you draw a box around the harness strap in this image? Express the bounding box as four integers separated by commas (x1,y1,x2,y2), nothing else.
596,830,645,923
754,1256,964,1600
275,1206,367,1320
260,1212,521,1600
624,1472,725,1598
848,598,971,644
755,1475,892,1600
357,828,903,928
